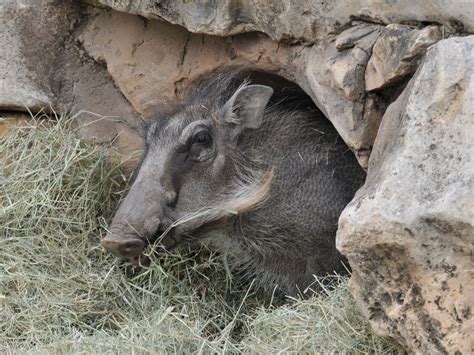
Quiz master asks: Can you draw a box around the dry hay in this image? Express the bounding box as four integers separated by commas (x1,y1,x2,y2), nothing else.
0,112,396,354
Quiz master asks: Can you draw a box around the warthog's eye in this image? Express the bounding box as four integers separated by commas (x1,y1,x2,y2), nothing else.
192,131,211,147
189,129,214,162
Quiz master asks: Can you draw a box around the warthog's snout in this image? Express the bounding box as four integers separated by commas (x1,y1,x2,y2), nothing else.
100,235,146,259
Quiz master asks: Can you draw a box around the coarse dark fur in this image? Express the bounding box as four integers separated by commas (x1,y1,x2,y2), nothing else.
101,70,366,296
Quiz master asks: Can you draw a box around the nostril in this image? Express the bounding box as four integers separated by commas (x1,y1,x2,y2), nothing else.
101,236,146,258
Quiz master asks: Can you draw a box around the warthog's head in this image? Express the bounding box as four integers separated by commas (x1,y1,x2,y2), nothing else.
101,76,274,264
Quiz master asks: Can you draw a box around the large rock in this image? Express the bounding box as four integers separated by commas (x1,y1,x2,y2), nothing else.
2,1,450,171
90,0,474,42
337,36,474,353
0,0,144,167
76,3,460,169
0,1,54,112
304,23,384,168
78,9,288,117
80,9,436,169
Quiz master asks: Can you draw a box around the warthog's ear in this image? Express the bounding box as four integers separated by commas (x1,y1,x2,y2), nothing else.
221,84,273,142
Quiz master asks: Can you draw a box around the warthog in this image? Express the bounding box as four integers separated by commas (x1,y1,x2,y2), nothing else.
101,72,365,295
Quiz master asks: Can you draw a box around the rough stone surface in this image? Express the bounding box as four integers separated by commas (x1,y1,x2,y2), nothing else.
337,36,474,354
2,2,451,171
366,25,442,91
78,9,288,117
0,2,53,112
79,10,398,169
0,0,144,165
90,0,474,42
304,23,387,167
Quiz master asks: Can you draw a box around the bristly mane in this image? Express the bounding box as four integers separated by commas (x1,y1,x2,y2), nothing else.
150,69,251,124
186,69,248,108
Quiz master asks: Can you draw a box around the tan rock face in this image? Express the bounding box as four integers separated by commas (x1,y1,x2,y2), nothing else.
79,11,415,169
337,36,474,354
78,10,287,117
304,23,397,168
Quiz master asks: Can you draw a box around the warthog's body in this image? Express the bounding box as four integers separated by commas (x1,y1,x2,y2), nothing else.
101,72,365,295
